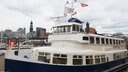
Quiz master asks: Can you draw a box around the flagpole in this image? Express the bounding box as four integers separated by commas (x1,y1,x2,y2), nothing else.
71,0,74,18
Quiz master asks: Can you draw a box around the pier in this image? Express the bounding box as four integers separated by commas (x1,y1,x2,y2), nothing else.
0,53,4,71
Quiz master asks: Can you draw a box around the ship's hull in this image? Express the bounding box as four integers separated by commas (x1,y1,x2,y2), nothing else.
5,57,128,72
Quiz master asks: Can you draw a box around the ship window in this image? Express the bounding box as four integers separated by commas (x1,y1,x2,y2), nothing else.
110,39,112,44
95,55,100,64
72,25,75,31
113,39,115,45
38,52,51,63
54,54,60,57
101,55,106,63
53,54,67,64
119,40,121,45
61,54,67,58
121,40,124,45
72,25,80,32
56,27,59,33
113,53,122,60
63,26,66,32
83,36,89,40
58,27,61,33
67,26,71,32
125,52,127,57
116,40,118,44
113,54,116,60
118,40,120,45
86,56,93,64
96,37,100,44
39,52,45,56
73,55,83,65
101,38,105,44
107,57,109,62
106,39,108,44
76,25,79,31
90,36,94,44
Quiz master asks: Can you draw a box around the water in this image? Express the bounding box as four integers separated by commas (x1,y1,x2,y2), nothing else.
118,68,128,72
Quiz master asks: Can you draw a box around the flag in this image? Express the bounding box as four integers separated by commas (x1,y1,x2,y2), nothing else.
8,40,16,47
64,6,74,14
80,3,88,7
66,1,69,4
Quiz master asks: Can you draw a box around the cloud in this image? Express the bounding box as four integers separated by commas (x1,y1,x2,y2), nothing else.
2,0,43,16
0,0,128,34
2,0,66,17
81,0,128,34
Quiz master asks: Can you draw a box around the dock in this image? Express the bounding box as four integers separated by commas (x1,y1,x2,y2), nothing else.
0,53,4,71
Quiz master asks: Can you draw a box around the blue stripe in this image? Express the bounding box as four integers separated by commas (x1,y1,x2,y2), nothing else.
5,57,128,72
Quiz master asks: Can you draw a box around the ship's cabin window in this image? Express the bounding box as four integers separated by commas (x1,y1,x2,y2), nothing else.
38,52,51,63
53,54,67,64
113,52,127,60
67,26,71,32
72,24,81,32
121,40,124,45
73,55,83,65
90,36,94,44
95,55,100,64
106,38,109,44
119,40,121,45
116,40,118,44
113,39,115,45
53,25,71,33
101,55,106,63
96,37,100,44
86,55,93,64
83,36,89,40
110,39,112,44
101,38,105,44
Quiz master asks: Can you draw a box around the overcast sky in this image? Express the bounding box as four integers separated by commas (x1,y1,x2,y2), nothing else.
0,0,128,34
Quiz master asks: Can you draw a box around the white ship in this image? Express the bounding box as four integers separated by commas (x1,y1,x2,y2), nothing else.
5,0,128,72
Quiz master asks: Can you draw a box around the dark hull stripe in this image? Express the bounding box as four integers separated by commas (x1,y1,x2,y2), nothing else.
5,57,128,72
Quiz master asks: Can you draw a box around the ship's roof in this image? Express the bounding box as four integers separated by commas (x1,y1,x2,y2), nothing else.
32,46,127,55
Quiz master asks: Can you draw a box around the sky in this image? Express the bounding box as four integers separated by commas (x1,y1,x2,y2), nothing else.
0,0,128,34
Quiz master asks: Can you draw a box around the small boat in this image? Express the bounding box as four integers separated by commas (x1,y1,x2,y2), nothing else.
5,0,128,72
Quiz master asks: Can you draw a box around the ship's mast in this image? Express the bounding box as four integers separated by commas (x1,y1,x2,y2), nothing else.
51,0,87,24
65,0,77,18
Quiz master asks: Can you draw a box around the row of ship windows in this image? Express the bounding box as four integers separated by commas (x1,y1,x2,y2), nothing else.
53,25,82,33
38,52,109,65
83,36,124,45
113,51,128,60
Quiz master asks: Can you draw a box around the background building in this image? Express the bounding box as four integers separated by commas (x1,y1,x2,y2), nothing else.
36,27,46,38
